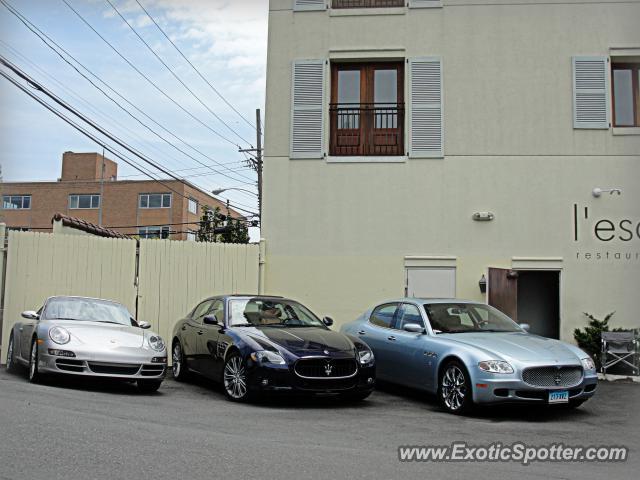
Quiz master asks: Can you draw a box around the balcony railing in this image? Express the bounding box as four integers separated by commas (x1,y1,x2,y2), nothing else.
332,0,405,8
329,103,405,156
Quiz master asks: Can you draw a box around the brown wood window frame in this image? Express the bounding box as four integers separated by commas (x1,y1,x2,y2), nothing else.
330,61,405,156
611,63,640,128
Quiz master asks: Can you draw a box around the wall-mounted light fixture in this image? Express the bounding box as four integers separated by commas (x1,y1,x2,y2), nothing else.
478,274,487,294
592,187,622,198
472,212,495,221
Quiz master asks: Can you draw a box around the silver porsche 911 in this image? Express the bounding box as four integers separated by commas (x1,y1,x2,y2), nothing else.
5,296,167,393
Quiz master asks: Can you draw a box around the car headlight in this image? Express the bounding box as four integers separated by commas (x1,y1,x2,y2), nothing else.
148,335,165,352
478,360,514,374
251,350,286,365
357,349,374,365
49,326,70,345
581,357,596,371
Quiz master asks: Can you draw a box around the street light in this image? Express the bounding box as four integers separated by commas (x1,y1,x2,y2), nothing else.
211,187,258,197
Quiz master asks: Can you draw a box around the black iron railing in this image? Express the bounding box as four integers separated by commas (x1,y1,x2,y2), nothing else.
329,103,404,156
333,0,405,8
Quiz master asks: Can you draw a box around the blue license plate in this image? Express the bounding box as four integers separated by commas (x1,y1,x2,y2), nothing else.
548,390,569,404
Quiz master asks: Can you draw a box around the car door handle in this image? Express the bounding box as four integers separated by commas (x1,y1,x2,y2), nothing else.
19,327,23,332
197,330,204,335
387,336,396,341
357,330,366,335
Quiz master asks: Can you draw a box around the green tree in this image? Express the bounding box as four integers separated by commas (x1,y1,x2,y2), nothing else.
197,205,250,244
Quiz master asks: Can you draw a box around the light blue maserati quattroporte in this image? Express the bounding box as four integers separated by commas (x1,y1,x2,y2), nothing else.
340,299,597,414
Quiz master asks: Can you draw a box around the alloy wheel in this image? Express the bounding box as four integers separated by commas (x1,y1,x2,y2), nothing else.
441,365,467,411
6,335,14,371
223,356,248,400
29,340,38,382
172,343,182,378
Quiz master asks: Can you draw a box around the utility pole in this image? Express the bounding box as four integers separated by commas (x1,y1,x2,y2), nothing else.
255,108,263,220
238,108,263,222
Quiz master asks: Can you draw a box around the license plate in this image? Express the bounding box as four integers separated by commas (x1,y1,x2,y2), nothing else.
548,390,569,404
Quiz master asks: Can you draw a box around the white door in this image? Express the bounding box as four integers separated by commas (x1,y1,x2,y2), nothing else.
406,268,456,298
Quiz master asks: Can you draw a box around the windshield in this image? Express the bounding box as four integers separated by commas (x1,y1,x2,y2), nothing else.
228,298,325,328
424,303,522,334
43,297,134,326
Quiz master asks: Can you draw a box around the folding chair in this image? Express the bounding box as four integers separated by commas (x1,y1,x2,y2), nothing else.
601,331,639,376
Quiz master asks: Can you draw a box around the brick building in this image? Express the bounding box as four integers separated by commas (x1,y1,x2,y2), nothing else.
0,151,244,240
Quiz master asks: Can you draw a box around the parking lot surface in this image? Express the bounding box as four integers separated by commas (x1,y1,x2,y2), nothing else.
0,369,637,480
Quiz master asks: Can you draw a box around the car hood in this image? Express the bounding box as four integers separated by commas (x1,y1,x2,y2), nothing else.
51,321,145,348
245,327,355,357
442,332,580,363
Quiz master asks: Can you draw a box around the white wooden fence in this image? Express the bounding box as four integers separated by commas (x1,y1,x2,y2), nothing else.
0,229,259,361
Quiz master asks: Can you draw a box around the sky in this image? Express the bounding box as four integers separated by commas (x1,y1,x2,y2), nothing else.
0,0,267,235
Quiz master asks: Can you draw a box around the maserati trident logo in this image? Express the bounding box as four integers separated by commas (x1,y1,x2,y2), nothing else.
554,373,562,385
324,362,333,376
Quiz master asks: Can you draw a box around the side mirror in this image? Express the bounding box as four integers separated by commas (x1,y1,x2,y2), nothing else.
203,314,219,326
21,311,39,320
403,323,425,334
519,323,531,332
138,321,151,329
322,316,334,327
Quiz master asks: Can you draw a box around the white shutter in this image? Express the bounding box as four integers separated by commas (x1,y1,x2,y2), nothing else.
290,60,325,159
409,57,443,158
409,0,443,8
293,0,325,11
573,56,610,129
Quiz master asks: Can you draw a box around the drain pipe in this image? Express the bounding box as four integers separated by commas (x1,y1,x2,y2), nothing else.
258,238,266,295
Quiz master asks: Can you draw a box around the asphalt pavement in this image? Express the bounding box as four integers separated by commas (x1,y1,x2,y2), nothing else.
0,368,637,480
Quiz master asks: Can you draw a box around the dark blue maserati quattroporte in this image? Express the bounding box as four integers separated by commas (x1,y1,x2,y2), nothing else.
171,295,375,402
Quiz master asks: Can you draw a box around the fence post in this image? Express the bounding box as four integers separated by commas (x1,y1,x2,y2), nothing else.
0,223,6,351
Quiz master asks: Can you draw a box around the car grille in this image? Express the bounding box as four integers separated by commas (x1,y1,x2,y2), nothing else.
140,364,165,376
522,366,583,388
56,359,85,372
294,358,358,379
87,362,141,375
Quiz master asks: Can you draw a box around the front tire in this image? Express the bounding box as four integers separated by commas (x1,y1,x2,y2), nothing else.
172,340,188,381
223,352,251,402
28,339,41,384
6,334,16,372
137,380,162,393
438,360,473,414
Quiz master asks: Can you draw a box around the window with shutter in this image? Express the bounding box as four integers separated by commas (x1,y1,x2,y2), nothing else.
572,56,610,129
409,57,443,158
291,60,326,159
293,0,326,11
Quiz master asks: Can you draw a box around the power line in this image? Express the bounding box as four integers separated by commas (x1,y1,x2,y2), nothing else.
0,69,190,202
0,0,257,188
59,0,246,150
0,39,226,184
0,58,257,217
105,0,253,147
134,0,259,134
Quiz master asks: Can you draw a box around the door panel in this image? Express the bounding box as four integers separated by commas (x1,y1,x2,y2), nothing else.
198,301,225,379
387,303,434,388
488,268,519,321
184,300,214,368
358,303,399,380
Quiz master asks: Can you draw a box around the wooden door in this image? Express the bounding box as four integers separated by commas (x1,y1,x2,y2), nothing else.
488,268,519,321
